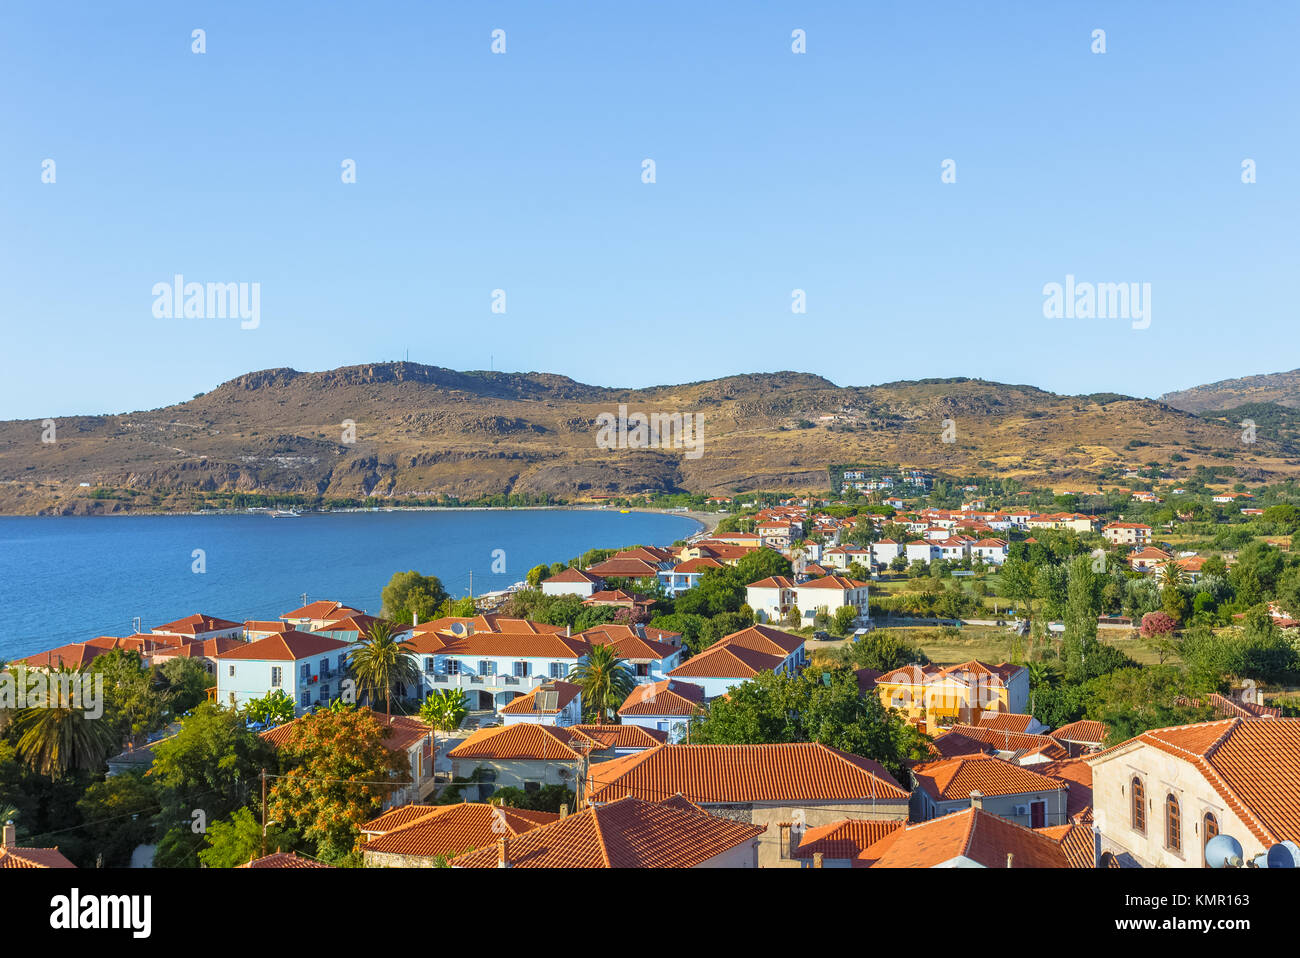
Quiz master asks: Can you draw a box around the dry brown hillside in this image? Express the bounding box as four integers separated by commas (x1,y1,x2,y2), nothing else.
1,363,1296,514
1160,368,1300,412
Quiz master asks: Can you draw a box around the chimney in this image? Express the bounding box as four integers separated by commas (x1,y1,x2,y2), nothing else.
496,836,510,868
969,791,983,810
812,852,824,869
412,612,418,626
1006,852,1014,868
559,804,569,819
2,822,14,848
566,624,571,637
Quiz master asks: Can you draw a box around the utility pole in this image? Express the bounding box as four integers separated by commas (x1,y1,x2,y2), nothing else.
301,592,308,608
261,768,268,858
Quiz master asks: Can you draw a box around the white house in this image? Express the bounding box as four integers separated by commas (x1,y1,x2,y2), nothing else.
905,540,939,565
215,631,354,714
794,575,869,625
970,538,1009,565
540,567,603,598
617,679,706,742
745,575,797,624
870,539,904,568
666,625,806,698
404,624,591,711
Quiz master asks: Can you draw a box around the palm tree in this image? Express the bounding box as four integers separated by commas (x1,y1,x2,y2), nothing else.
10,670,117,777
348,620,419,721
1159,561,1185,592
419,688,468,737
569,644,635,725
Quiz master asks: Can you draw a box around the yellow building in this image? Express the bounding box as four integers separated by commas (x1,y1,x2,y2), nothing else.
874,661,1029,734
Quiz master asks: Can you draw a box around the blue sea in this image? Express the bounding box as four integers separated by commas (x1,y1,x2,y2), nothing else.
0,509,701,662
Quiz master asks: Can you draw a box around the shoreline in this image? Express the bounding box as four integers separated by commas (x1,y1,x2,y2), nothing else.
0,504,721,535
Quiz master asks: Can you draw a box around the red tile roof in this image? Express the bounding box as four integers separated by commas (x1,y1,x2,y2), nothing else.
568,724,668,750
911,756,1066,802
361,803,558,859
936,725,1068,760
214,630,350,662
666,643,781,679
617,679,707,717
542,567,602,584
449,797,765,868
406,630,589,659
1035,760,1094,822
585,742,908,805
977,713,1034,733
1050,720,1110,746
865,808,1068,868
499,681,582,715
447,723,598,762
0,845,76,868
798,574,869,590
1037,823,1097,868
19,644,108,669
1088,718,1300,846
236,851,333,868
792,819,906,863
715,624,805,657
281,600,357,620
152,613,242,635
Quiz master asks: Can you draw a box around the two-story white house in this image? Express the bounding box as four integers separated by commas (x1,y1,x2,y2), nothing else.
793,575,869,625
405,624,591,711
745,575,797,624
657,557,723,596
215,631,354,714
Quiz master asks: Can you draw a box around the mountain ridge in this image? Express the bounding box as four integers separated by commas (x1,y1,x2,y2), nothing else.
2,362,1296,515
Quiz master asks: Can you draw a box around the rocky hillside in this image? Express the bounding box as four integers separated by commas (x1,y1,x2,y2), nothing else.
1,363,1297,514
1160,369,1300,412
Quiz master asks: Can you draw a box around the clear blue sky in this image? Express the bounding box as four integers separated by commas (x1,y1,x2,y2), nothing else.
2,1,1297,418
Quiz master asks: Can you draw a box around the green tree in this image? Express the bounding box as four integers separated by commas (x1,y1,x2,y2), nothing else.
734,548,793,584
245,690,296,726
158,657,215,715
691,669,928,781
75,772,160,866
267,708,408,862
197,806,300,868
568,644,635,724
381,570,449,626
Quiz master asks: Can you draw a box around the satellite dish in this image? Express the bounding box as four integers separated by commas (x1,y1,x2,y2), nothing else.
1266,841,1300,869
1205,834,1244,869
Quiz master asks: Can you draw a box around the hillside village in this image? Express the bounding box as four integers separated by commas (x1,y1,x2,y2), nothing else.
4,468,1300,870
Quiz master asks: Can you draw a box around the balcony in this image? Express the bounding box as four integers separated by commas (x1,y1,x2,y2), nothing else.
425,673,550,692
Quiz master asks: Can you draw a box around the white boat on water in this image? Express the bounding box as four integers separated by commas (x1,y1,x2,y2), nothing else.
270,509,301,518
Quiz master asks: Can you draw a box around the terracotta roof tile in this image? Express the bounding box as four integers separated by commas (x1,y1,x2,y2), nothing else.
867,808,1068,868
449,797,765,868
362,803,557,859
214,630,350,662
1088,718,1300,846
237,851,333,868
617,679,707,717
911,756,1066,802
586,743,908,805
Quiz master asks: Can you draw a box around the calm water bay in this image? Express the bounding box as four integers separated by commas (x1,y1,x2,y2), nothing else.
0,510,701,662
